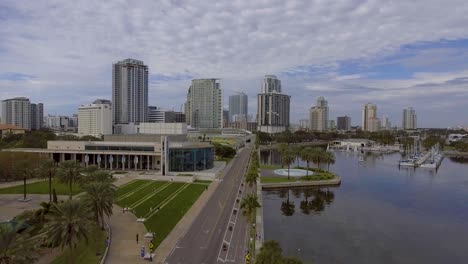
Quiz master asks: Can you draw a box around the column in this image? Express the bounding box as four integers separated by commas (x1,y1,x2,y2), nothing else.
147,156,150,171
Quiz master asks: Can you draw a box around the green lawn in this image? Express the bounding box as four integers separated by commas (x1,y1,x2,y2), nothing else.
0,179,82,195
116,181,165,208
115,180,150,197
261,176,298,183
259,164,283,170
51,226,106,264
133,183,185,218
144,184,206,248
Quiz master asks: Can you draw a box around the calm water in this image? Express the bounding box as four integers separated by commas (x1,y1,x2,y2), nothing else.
262,151,468,264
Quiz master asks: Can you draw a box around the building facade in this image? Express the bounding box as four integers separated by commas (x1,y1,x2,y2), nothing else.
1,97,32,130
257,75,290,133
112,59,149,129
337,116,351,131
381,115,392,130
78,99,112,137
148,106,185,123
309,96,329,131
402,107,417,130
185,79,223,129
31,103,44,130
362,103,380,132
229,92,248,122
299,119,309,130
44,115,77,132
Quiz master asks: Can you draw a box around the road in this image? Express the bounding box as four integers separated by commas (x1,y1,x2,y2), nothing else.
165,146,252,264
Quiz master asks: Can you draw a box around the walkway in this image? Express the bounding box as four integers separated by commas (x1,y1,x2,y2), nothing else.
105,205,148,264
0,194,67,222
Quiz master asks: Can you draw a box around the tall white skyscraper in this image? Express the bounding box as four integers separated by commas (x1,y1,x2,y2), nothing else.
112,59,148,131
362,103,380,132
381,115,392,130
185,79,223,129
229,92,248,122
309,96,329,131
78,99,112,137
403,107,417,130
1,97,32,130
257,75,290,133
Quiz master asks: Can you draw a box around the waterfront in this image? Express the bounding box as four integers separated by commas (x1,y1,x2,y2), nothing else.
262,151,468,264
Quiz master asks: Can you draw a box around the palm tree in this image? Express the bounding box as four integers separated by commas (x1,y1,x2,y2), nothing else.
311,147,325,169
292,145,303,168
277,143,288,168
300,147,315,176
245,171,257,187
82,181,115,229
39,160,57,203
34,201,51,223
281,150,296,180
80,170,112,186
0,221,39,264
45,199,92,264
255,240,283,264
57,161,82,200
323,151,336,171
240,194,261,223
14,160,37,201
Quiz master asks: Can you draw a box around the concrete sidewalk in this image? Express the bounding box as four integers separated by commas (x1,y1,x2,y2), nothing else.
154,180,220,264
106,205,149,264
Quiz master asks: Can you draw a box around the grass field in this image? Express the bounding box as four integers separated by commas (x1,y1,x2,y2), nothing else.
116,181,165,208
144,184,206,248
51,226,106,264
0,178,82,195
115,180,149,197
115,180,206,249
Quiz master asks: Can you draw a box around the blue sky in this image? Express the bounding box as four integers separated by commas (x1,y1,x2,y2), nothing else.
1,0,468,128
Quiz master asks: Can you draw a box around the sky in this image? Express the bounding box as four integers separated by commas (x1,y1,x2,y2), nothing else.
1,0,468,128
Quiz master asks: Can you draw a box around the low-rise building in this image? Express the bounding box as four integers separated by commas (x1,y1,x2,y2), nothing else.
0,124,26,137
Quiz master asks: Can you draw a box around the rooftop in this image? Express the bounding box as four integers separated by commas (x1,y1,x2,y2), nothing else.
0,124,26,130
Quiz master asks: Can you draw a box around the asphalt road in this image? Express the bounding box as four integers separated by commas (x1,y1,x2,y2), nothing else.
165,146,252,264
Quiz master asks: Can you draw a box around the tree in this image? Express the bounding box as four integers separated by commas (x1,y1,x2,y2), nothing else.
34,201,51,223
0,221,39,264
323,151,336,171
240,194,261,223
14,160,38,201
310,147,324,169
281,150,296,180
82,181,115,229
39,160,57,203
255,240,283,264
300,147,315,176
81,170,113,186
57,161,82,200
292,145,303,168
45,199,92,264
245,170,258,187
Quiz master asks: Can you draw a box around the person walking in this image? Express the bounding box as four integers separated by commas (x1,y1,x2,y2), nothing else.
136,233,139,244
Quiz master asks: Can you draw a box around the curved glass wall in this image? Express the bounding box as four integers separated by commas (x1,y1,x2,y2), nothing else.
168,147,214,172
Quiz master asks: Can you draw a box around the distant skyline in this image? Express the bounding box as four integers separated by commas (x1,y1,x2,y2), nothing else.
1,1,468,128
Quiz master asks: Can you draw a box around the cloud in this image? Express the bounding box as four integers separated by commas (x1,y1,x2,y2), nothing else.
0,0,468,127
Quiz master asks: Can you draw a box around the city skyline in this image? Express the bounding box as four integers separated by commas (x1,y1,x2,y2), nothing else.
1,1,468,128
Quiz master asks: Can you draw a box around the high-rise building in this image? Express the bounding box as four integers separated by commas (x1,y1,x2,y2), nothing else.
44,115,77,132
337,116,351,131
223,109,229,125
309,96,329,131
78,99,112,137
299,119,309,130
402,107,417,130
185,79,223,129
229,92,248,122
381,115,392,130
112,59,148,130
257,75,290,133
262,75,282,93
31,103,44,130
327,120,336,130
148,106,185,123
1,97,32,130
362,103,380,132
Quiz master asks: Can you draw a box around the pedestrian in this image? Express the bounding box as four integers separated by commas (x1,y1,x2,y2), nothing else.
136,233,139,244
105,237,109,247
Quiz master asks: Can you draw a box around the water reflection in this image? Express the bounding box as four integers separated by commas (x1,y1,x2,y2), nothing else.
274,188,336,216
448,156,468,163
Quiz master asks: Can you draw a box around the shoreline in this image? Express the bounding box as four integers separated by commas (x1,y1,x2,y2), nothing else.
261,176,341,189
